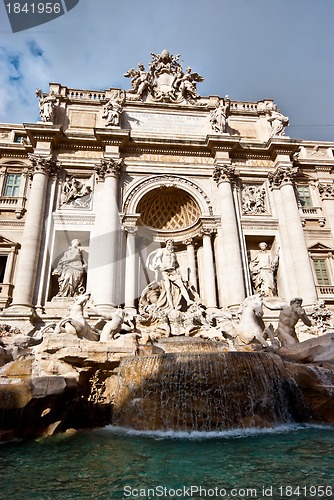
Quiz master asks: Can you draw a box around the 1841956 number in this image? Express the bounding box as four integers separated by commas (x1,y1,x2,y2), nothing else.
6,3,62,14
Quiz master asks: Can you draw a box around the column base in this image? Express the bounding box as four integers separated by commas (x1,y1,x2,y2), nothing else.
1,305,35,318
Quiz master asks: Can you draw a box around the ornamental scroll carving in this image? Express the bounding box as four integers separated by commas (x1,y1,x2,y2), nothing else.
124,49,204,105
212,164,237,185
95,158,124,181
28,154,59,177
268,165,298,189
242,184,266,215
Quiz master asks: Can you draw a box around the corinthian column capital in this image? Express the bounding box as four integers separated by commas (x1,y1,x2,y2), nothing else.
27,153,59,177
95,157,124,181
212,163,237,185
268,165,298,189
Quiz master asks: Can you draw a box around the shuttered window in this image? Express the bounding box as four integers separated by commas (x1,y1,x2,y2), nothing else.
313,259,330,285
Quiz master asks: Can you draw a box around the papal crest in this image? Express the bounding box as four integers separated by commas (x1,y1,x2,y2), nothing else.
124,49,204,105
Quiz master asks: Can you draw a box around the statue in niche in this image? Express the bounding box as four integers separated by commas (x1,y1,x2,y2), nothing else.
210,97,230,134
60,175,93,208
147,239,194,311
242,184,266,214
52,239,87,297
102,90,125,127
35,88,57,123
267,108,289,137
274,297,312,347
138,240,207,337
249,242,279,297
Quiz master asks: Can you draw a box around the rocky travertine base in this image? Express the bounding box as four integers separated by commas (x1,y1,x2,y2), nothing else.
0,332,333,440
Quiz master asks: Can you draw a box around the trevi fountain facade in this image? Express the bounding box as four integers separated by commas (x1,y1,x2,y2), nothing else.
0,50,334,439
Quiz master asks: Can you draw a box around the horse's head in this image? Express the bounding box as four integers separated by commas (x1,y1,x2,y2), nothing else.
243,294,264,318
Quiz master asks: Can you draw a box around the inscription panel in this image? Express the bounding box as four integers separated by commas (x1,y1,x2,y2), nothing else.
123,111,210,136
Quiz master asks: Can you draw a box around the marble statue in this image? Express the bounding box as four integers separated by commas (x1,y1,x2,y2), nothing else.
124,50,204,104
210,294,273,347
102,90,125,127
275,297,312,347
36,89,57,123
54,293,99,341
99,311,135,342
124,64,150,98
267,109,289,137
210,97,230,133
249,242,279,297
147,239,194,311
309,300,333,335
53,239,87,297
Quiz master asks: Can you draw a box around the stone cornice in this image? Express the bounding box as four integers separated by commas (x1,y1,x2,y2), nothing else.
23,123,64,148
94,128,130,148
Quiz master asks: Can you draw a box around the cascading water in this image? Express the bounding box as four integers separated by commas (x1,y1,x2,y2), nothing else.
113,352,294,431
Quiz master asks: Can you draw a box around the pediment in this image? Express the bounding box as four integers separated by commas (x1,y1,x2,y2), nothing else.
0,235,20,249
308,242,333,252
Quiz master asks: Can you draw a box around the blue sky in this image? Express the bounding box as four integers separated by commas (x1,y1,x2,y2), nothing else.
0,0,333,141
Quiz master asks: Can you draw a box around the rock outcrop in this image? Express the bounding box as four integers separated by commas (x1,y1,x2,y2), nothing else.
0,331,333,440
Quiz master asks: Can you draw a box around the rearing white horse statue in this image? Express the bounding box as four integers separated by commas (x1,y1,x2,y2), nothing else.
212,294,274,347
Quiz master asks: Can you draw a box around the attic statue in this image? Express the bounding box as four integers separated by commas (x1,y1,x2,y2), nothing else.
36,88,57,123
267,109,289,137
210,97,230,134
102,90,125,127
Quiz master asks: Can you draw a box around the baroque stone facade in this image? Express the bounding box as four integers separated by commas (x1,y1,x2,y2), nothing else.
0,49,334,329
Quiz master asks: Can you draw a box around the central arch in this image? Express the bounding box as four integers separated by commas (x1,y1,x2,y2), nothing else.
137,186,201,230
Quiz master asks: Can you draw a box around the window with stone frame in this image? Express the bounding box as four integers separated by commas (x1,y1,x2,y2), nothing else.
313,258,331,286
296,185,313,207
3,173,21,197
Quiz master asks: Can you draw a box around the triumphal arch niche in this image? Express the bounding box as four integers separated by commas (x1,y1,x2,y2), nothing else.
1,48,334,334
